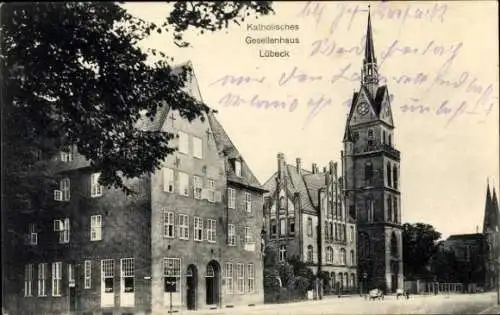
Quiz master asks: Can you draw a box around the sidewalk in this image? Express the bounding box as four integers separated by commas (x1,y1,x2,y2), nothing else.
478,303,500,314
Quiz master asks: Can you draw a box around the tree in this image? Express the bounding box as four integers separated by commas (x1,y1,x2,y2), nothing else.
1,2,274,213
402,223,442,280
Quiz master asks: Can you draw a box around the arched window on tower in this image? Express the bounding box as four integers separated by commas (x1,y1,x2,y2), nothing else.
393,166,398,190
324,221,329,239
391,232,399,257
359,232,370,258
387,162,392,187
382,130,386,144
389,134,392,147
387,196,393,222
329,222,334,241
393,197,398,223
364,162,373,184
367,129,374,146
366,198,374,222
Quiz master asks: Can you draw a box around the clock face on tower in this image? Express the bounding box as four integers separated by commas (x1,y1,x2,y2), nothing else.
357,102,369,116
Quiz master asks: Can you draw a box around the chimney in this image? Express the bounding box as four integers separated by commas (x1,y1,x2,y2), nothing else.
312,163,317,174
329,161,335,174
296,158,302,174
277,153,285,178
323,166,327,173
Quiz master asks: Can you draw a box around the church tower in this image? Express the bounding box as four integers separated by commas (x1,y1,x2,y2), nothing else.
341,8,403,292
483,179,500,290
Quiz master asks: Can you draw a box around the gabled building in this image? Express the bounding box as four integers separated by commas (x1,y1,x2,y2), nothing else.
3,63,266,315
262,154,358,291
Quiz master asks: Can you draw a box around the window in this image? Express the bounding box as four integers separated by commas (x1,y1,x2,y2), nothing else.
289,219,295,235
307,217,313,236
178,172,189,196
178,214,189,240
234,160,242,176
24,264,33,297
279,196,286,209
280,219,286,235
330,222,334,241
228,188,236,209
228,224,236,246
324,221,329,240
279,245,287,262
359,233,370,258
178,131,189,154
383,130,386,144
393,166,398,190
245,192,252,212
224,263,234,294
331,273,336,288
247,264,254,293
193,176,202,199
60,147,74,162
193,136,203,158
350,250,355,266
244,227,254,244
37,263,47,296
163,211,175,238
91,215,102,241
367,128,374,146
364,163,373,182
340,248,346,265
194,217,203,241
366,199,374,223
91,173,103,197
307,245,313,262
350,226,354,243
207,219,216,243
68,264,75,287
237,263,244,294
344,272,348,288
59,177,70,201
387,197,393,222
326,247,333,264
84,260,92,289
351,274,356,288
391,232,398,257
386,163,392,187
389,134,392,146
121,258,134,293
101,259,115,293
52,262,62,296
54,218,70,244
393,197,398,223
271,220,277,235
28,223,37,245
163,258,181,293
207,179,216,202
163,168,174,193
338,273,343,288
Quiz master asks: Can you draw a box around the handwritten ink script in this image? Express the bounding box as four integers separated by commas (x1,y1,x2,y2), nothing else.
209,2,497,129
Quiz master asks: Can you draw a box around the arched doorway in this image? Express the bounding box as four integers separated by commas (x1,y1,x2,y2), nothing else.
186,265,198,310
205,260,220,306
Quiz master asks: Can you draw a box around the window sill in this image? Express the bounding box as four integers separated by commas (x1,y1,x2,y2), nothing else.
207,240,216,244
179,237,189,241
163,236,175,239
90,239,102,242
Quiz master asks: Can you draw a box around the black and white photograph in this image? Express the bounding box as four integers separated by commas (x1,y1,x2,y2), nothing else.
1,1,499,314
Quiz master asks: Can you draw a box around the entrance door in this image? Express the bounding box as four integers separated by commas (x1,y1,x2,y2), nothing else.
391,274,398,292
205,261,220,306
186,265,197,310
69,287,76,312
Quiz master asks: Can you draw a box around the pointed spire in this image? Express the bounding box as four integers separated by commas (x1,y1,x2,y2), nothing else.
364,5,377,65
361,5,379,90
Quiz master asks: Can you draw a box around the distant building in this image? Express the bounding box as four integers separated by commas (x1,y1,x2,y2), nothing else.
439,180,500,292
262,154,358,291
3,63,266,315
483,181,500,290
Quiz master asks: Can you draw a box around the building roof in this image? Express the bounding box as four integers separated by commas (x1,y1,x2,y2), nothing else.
136,61,264,192
446,233,485,241
207,111,265,192
364,7,377,64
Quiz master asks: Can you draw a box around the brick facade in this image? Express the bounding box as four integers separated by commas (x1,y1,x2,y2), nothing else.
3,63,266,315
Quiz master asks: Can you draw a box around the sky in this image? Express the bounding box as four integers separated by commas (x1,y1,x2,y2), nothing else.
123,1,499,239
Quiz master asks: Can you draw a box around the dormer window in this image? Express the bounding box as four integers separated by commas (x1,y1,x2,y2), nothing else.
234,159,242,177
